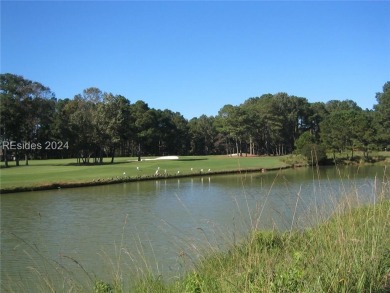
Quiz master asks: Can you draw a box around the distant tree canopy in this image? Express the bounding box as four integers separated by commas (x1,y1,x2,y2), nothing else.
1,73,389,166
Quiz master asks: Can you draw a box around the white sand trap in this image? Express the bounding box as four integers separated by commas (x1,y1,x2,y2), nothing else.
154,156,179,160
129,155,179,162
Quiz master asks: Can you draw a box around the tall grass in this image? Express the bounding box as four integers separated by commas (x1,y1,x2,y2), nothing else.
164,202,389,292
131,169,390,293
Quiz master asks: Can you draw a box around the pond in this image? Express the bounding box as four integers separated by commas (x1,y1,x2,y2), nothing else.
1,165,388,291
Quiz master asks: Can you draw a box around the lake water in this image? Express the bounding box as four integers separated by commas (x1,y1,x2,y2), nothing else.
1,165,388,291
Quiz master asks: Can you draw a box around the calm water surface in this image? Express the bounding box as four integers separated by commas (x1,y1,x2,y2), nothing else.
1,166,388,291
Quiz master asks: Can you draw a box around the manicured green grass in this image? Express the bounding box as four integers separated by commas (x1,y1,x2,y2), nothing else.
0,155,288,191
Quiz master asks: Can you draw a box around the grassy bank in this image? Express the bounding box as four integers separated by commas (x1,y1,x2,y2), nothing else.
2,152,389,193
8,197,387,292
132,199,390,293
0,155,289,193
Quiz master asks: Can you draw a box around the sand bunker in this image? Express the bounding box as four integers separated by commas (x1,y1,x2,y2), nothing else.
152,156,179,160
129,155,179,162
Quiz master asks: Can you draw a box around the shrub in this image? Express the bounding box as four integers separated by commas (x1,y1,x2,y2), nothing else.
94,280,114,293
301,144,327,165
295,131,316,153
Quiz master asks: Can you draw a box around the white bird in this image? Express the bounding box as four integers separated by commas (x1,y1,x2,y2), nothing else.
191,168,193,171
177,170,180,174
136,166,140,171
200,169,203,173
208,169,211,172
123,172,126,176
155,169,159,175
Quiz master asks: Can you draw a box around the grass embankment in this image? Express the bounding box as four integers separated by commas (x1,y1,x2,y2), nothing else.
1,152,389,193
0,155,289,193
132,199,390,293
329,151,390,166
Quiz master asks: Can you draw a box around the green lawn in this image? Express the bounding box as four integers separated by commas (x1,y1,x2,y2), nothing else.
0,155,288,191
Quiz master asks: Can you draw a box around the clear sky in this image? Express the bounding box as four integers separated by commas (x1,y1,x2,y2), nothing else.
1,1,389,119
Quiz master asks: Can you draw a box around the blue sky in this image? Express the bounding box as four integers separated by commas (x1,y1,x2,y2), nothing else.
1,1,389,119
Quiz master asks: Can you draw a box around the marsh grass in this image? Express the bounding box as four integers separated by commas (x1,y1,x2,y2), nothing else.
130,167,390,293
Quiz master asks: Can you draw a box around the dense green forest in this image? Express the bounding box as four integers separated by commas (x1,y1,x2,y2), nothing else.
0,73,389,166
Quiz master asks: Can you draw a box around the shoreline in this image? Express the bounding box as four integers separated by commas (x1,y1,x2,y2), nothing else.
0,165,296,194
2,154,387,194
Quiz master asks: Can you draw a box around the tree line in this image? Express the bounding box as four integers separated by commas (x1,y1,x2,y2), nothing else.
1,73,389,167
